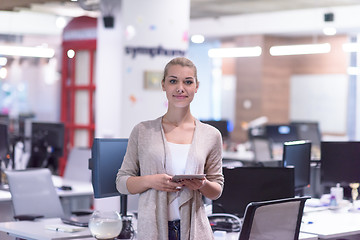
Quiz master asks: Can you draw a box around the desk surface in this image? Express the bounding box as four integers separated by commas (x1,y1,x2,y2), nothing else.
0,218,92,240
222,150,254,162
0,218,317,240
301,201,360,239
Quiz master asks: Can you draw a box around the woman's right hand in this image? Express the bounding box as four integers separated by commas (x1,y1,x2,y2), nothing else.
147,174,183,192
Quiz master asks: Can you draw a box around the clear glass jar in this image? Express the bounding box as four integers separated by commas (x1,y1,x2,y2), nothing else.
88,210,122,239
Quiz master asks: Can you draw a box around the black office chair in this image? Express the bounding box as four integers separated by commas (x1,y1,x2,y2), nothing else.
239,196,310,240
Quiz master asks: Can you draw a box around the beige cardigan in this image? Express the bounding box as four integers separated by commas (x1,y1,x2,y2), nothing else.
116,117,224,240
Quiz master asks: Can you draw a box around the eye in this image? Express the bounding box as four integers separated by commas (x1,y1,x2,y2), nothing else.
185,80,194,85
169,79,177,84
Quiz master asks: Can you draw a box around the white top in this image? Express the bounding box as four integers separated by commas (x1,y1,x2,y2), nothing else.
167,142,190,221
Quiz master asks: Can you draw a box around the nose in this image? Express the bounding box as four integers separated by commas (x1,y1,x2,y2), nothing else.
177,88,184,93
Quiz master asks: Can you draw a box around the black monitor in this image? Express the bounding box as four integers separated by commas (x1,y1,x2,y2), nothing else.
0,123,10,161
28,122,65,173
201,120,229,139
321,141,360,186
212,167,295,218
265,124,299,143
89,138,128,215
0,114,9,125
282,140,311,192
291,121,321,159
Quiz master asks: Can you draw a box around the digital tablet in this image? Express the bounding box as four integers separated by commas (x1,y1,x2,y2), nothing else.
171,174,206,182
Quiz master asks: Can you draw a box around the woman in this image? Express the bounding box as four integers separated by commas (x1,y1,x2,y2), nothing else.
116,57,224,240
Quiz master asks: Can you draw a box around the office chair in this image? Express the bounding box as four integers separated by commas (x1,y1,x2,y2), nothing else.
5,168,65,220
251,136,272,162
238,196,310,240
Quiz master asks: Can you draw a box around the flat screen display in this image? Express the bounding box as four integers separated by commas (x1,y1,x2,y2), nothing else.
201,120,229,139
28,122,65,173
90,138,128,198
212,167,295,218
282,140,311,190
321,141,360,185
0,123,9,161
265,124,299,143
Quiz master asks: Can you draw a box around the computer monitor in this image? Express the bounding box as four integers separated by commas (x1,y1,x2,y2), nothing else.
265,124,299,160
321,141,360,186
282,140,311,193
212,167,295,218
27,122,65,173
200,120,229,139
265,124,299,143
291,121,321,159
0,123,10,161
89,138,128,216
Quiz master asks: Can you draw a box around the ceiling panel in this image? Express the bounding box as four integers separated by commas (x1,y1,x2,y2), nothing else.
1,0,360,19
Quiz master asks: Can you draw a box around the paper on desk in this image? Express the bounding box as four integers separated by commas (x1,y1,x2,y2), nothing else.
45,224,85,233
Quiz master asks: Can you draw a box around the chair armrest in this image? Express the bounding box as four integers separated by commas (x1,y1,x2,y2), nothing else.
14,214,44,221
71,210,93,216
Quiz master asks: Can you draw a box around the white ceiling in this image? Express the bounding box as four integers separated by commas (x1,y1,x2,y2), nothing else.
2,0,360,19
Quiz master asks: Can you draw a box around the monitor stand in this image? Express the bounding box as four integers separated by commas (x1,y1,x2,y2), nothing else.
117,194,134,239
294,188,305,197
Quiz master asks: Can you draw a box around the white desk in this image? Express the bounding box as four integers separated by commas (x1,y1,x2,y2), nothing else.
222,150,254,162
0,218,317,240
0,218,92,240
52,176,93,198
301,202,360,239
218,231,318,240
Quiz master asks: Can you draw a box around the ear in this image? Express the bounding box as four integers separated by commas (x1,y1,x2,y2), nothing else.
195,81,200,93
161,81,165,91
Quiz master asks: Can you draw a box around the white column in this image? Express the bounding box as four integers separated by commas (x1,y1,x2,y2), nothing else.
94,0,190,212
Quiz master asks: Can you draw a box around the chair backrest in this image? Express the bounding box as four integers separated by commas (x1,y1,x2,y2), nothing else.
63,147,91,182
5,168,65,218
251,137,272,162
239,196,310,240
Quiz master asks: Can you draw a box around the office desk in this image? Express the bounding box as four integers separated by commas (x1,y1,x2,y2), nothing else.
301,203,360,239
52,176,93,198
214,231,318,240
222,150,254,162
0,218,92,240
0,218,317,240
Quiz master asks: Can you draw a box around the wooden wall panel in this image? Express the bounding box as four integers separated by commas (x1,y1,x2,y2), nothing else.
230,34,348,143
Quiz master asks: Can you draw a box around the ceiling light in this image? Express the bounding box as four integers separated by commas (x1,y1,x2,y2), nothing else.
323,27,336,36
0,57,7,66
269,43,331,56
0,67,7,79
191,35,205,44
67,49,75,58
56,16,67,29
342,43,360,52
208,46,262,58
0,45,55,58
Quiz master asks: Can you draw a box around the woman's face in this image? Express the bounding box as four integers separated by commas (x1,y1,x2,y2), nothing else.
162,64,198,109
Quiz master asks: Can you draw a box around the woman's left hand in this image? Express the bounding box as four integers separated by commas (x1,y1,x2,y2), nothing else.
181,178,206,190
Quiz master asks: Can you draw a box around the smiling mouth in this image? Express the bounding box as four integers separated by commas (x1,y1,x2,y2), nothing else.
173,95,187,98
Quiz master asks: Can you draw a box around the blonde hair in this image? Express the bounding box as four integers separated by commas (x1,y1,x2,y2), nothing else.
162,57,198,83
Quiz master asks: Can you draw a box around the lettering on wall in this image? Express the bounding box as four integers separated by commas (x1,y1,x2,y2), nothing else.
125,46,186,58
